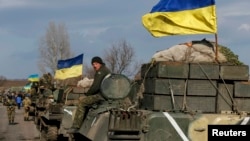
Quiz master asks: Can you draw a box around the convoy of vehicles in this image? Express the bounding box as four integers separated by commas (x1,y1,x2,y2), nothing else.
1,43,250,141
1,58,250,141
60,61,250,141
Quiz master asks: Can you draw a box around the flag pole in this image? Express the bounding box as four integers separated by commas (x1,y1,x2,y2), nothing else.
215,33,218,62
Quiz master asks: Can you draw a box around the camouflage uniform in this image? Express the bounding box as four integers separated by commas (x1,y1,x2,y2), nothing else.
6,97,17,124
22,96,31,121
30,82,39,95
44,94,54,110
71,65,110,129
40,73,53,89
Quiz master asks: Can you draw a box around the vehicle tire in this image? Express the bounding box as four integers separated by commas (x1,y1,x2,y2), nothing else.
46,126,58,141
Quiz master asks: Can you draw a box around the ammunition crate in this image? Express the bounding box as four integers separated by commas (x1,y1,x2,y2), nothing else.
234,98,250,111
186,96,216,113
140,62,250,113
217,83,234,112
141,63,155,78
234,81,250,98
187,80,217,96
144,78,186,95
141,61,189,78
140,94,183,111
220,65,249,80
140,94,216,113
189,63,219,79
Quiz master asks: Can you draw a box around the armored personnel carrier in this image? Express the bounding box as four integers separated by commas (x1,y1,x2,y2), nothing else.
61,61,250,141
37,75,90,141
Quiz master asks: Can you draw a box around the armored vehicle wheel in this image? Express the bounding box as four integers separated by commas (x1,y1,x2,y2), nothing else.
46,126,58,141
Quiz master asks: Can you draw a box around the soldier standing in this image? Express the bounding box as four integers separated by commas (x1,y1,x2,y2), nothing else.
22,96,32,121
6,95,17,124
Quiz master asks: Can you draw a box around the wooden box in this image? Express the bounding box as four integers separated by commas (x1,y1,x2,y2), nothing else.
141,61,189,79
140,94,183,111
187,80,217,96
234,81,250,98
220,65,249,80
217,83,234,112
144,78,186,95
234,98,250,111
186,96,216,113
189,63,219,79
140,94,216,113
141,63,156,78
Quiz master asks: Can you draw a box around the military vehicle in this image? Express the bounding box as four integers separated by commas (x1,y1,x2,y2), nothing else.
37,75,89,141
28,82,39,119
61,59,250,141
28,73,60,140
32,40,249,141
38,86,80,141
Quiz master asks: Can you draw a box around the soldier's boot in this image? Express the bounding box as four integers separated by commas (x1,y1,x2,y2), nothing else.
11,120,14,124
9,120,11,125
24,117,26,121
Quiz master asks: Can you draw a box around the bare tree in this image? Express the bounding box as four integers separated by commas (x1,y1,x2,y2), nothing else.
83,63,95,78
38,21,73,75
104,40,140,78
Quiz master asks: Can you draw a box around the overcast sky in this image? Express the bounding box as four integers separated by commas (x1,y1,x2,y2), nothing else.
1,0,250,79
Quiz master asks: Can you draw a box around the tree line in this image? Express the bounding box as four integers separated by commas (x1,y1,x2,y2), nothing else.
38,21,141,79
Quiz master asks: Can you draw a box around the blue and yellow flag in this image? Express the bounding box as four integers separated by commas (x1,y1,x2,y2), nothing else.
54,54,83,80
28,74,39,82
142,0,217,37
23,82,32,90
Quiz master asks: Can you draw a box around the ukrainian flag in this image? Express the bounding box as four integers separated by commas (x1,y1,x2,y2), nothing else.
28,74,39,82
142,0,217,37
23,82,32,90
54,54,83,80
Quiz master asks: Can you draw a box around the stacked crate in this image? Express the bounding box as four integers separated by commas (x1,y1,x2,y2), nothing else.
219,65,250,112
140,61,250,113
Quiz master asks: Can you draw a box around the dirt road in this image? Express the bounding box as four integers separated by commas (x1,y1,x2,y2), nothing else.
0,102,41,141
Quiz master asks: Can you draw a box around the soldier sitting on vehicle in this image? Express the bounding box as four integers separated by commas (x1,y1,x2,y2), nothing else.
22,96,32,121
67,56,111,133
5,95,17,124
39,73,54,91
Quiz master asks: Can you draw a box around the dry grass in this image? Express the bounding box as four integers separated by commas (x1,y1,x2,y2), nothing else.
0,79,28,91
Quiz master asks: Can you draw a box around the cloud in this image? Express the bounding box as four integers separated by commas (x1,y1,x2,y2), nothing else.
0,28,10,35
0,0,92,9
218,1,250,17
0,0,27,8
238,24,250,31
